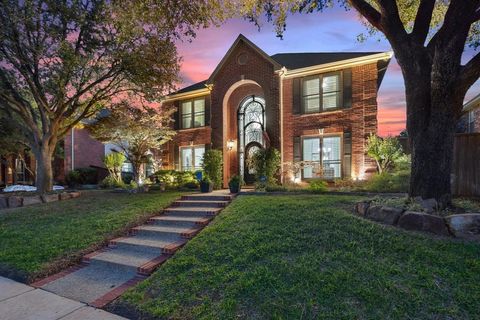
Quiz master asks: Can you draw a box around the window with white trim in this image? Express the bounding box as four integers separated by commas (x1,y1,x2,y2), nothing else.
180,145,205,171
302,72,341,113
181,98,205,129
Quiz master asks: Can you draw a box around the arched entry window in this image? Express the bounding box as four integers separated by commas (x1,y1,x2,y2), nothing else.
238,95,265,183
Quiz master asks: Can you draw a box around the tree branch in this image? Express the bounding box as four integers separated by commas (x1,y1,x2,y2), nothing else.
460,52,480,93
348,0,382,31
411,0,435,44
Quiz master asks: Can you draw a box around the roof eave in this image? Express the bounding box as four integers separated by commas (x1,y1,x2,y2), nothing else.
463,93,480,113
162,87,211,102
280,52,393,79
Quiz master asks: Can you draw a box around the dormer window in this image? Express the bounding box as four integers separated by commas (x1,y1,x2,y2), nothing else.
181,97,205,129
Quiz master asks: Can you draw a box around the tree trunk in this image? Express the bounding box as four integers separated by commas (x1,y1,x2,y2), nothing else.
34,144,54,195
404,70,462,207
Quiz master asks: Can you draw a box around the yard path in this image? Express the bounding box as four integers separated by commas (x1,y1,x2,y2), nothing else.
31,191,233,311
0,276,126,320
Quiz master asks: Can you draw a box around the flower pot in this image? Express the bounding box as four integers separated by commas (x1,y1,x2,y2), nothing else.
229,184,241,194
200,181,213,193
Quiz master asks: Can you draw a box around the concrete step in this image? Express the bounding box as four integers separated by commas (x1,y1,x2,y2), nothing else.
86,247,162,271
181,194,233,202
163,207,222,217
110,236,186,254
133,224,201,239
149,215,212,228
40,263,137,304
173,200,229,208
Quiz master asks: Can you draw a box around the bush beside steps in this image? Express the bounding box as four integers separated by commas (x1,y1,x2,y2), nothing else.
355,198,480,240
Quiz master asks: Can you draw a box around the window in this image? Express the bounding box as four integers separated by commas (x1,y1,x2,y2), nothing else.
181,98,205,129
180,145,205,171
302,72,341,113
15,158,25,182
302,136,342,179
468,110,475,133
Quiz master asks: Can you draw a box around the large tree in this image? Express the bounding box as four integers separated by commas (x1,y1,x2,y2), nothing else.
88,103,175,185
229,0,480,205
0,0,213,194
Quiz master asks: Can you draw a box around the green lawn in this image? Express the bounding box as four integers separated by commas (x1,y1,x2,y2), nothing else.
117,195,480,320
0,190,183,282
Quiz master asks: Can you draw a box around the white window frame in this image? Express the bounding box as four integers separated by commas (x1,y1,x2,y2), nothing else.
179,145,205,171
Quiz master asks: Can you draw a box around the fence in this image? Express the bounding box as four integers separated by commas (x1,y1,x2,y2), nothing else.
398,134,480,197
452,133,480,197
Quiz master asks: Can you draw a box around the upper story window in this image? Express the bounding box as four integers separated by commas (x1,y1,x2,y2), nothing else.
181,98,205,129
302,72,341,113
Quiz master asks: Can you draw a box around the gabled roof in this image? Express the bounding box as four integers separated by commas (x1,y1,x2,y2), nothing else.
168,35,392,97
270,52,384,70
463,93,480,113
175,80,208,94
207,34,281,84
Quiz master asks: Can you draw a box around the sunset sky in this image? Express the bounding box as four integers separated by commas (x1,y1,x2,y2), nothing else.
175,7,480,136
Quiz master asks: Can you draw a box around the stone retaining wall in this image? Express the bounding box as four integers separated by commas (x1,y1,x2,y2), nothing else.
0,192,81,210
354,200,480,240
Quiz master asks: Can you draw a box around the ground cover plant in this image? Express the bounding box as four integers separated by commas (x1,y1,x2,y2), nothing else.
116,195,480,319
0,190,183,282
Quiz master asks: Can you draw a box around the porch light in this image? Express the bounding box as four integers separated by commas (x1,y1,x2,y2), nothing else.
226,139,235,151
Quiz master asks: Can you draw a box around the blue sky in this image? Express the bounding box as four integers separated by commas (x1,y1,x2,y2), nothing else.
176,7,480,136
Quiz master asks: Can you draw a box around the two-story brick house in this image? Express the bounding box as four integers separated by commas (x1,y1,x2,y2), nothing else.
161,34,392,186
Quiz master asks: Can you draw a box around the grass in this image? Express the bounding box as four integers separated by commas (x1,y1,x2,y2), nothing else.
116,194,480,320
0,190,183,282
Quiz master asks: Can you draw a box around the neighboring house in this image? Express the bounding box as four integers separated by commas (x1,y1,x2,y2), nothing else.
161,34,392,186
0,128,106,186
458,93,480,133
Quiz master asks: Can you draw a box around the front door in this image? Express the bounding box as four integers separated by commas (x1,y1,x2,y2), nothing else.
244,141,262,184
238,96,265,184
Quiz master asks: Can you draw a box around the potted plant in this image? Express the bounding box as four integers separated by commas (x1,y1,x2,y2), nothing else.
200,177,213,193
228,175,242,194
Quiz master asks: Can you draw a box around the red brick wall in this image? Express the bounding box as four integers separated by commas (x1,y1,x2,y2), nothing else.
210,40,280,151
64,128,105,173
282,63,379,179
163,43,380,182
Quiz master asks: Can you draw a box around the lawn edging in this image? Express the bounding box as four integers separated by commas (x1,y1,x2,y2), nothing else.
354,199,480,240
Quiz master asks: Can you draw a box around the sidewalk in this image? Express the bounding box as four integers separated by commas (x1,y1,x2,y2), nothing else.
0,276,127,320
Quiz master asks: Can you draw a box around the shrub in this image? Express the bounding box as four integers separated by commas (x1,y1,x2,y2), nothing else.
103,152,125,183
181,181,199,189
366,134,404,173
150,170,198,189
249,147,281,185
99,176,126,189
202,149,223,190
365,171,410,193
65,170,81,187
76,167,97,184
308,179,328,193
265,184,287,192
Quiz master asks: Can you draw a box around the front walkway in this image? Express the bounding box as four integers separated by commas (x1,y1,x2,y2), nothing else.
27,191,234,311
0,276,126,320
